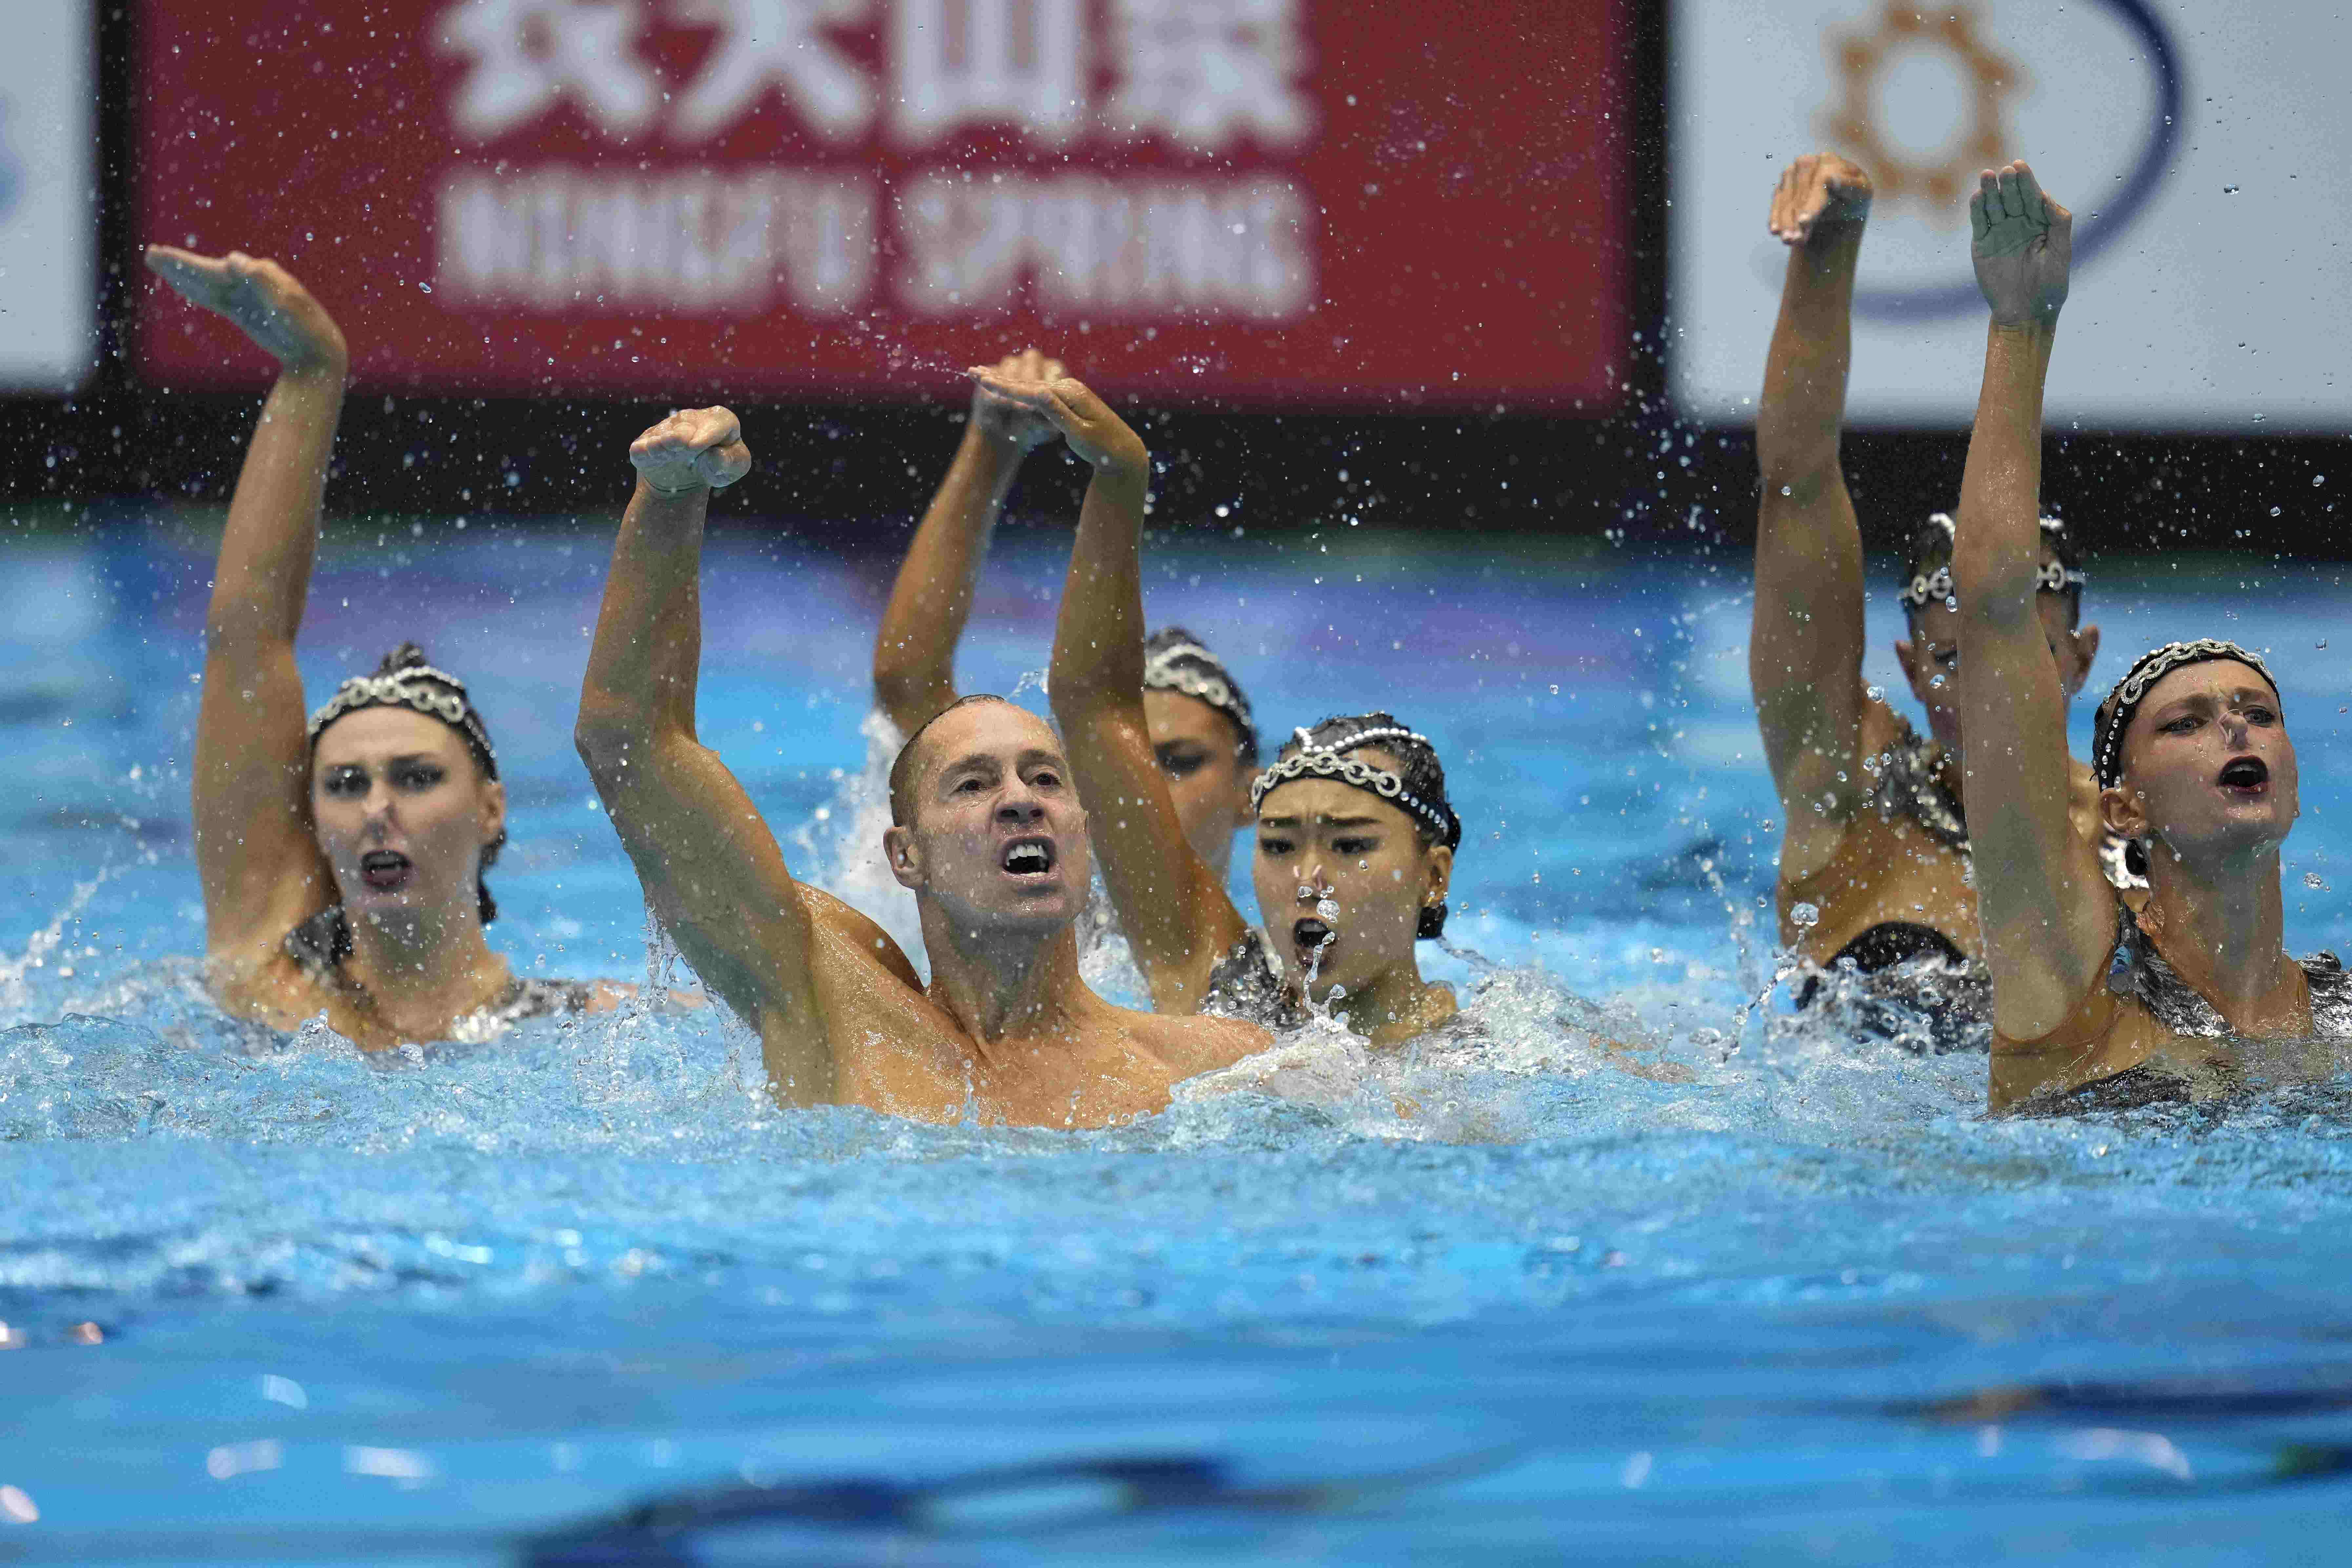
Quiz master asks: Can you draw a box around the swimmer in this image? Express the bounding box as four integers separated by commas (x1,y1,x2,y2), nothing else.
575,406,1268,1126
873,348,1259,883
145,245,624,1047
976,366,1464,1045
1951,162,2343,1112
1749,154,2120,1011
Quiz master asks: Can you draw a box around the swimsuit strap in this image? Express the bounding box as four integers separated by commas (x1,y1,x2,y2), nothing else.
1868,723,1970,852
281,906,593,1024
283,906,355,979
2108,903,2338,1039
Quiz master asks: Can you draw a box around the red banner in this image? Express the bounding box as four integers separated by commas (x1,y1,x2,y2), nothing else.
136,0,1629,408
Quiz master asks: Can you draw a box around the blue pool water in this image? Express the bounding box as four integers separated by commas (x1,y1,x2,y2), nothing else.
7,510,2352,1563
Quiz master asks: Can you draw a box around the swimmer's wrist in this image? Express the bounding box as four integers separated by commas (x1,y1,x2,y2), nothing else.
1986,308,2062,337
636,475,708,499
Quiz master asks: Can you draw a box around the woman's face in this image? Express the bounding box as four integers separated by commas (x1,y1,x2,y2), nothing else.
1142,689,1253,867
1249,753,1450,1000
310,706,504,931
2105,660,2297,865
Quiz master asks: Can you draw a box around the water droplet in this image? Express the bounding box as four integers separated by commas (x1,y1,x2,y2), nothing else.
2306,872,2329,891
1791,901,1821,929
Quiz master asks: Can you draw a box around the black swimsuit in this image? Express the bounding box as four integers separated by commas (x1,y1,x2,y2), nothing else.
283,907,597,1028
1798,729,2142,1051
2015,904,2352,1116
1200,928,1304,1030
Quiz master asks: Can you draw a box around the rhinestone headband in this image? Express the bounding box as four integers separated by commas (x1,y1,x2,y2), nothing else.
1899,557,2086,611
2093,638,2279,788
1250,725,1461,846
307,664,499,778
1142,639,1256,741
1899,513,2083,610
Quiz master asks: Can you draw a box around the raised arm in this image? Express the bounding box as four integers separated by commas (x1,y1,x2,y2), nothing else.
1748,156,1877,881
145,247,349,965
1952,162,2112,1040
958,368,1251,1014
872,348,1064,735
576,411,898,1103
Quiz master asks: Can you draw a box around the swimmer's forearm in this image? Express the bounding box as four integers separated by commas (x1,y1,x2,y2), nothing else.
1756,232,1859,493
874,425,1023,733
1954,321,2057,621
204,365,345,653
581,480,709,746
1049,463,1151,714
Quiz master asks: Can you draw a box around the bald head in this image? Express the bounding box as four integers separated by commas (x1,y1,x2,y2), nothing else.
888,694,1031,827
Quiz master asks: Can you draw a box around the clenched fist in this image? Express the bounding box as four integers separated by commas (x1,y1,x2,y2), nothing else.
630,407,752,496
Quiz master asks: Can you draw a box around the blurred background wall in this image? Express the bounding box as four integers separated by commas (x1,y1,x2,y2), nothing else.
0,0,2343,558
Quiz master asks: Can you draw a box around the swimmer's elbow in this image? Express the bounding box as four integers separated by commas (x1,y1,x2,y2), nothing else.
1955,568,2040,631
573,701,651,781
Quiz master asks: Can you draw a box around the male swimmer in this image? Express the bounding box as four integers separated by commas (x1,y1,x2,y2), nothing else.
873,348,1260,887
1948,163,2342,1112
147,245,622,1047
576,406,1268,1126
967,366,1468,1046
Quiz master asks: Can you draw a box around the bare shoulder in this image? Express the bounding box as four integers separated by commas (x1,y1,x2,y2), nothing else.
802,886,925,990
1855,694,1912,762
1129,1006,1271,1081
206,947,330,1032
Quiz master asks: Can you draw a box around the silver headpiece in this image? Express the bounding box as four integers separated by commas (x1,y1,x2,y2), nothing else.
307,662,499,779
1897,514,2085,610
2094,639,2279,788
1249,724,1461,847
1142,637,1256,755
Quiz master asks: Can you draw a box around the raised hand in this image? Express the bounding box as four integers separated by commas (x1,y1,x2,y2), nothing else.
1768,153,1872,247
962,368,1145,477
970,347,1067,451
1970,161,2072,328
630,407,752,495
144,245,347,374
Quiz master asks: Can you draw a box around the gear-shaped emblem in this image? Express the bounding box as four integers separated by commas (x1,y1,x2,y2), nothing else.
1818,2,2026,222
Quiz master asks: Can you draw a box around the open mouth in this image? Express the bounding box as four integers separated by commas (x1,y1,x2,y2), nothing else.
1291,917,1334,961
359,850,413,891
2218,755,2270,793
999,838,1057,878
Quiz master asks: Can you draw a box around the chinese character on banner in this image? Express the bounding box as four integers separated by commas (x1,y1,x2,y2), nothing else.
889,0,1087,146
436,0,664,140
669,0,876,143
1103,0,1312,152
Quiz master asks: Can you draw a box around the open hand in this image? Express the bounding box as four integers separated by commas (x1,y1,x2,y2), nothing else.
970,347,1066,451
1768,154,1872,246
1970,161,2071,327
630,407,752,495
962,368,1145,477
143,245,347,373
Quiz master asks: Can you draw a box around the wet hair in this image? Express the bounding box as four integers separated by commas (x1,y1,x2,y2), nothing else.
309,643,503,925
888,693,1019,827
1141,626,1259,766
2093,639,2282,790
1254,712,1461,939
1899,512,2086,628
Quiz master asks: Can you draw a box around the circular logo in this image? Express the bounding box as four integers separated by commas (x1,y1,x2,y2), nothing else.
1827,0,2184,322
